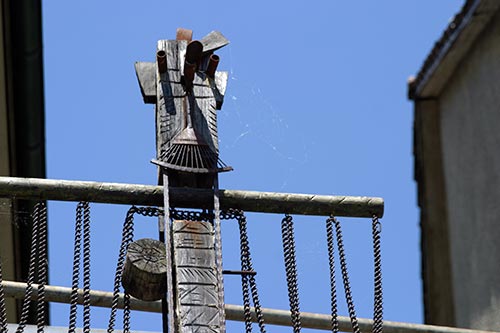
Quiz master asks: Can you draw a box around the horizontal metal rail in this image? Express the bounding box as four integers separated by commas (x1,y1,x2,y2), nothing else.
3,281,497,333
6,324,149,333
0,176,384,217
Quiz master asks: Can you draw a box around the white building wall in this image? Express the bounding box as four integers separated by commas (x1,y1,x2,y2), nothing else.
439,9,500,330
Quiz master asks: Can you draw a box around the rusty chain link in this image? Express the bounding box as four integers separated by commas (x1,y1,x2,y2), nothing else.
68,202,92,333
99,206,383,333
123,293,131,333
0,199,380,333
169,208,213,222
167,208,267,333
106,206,263,333
0,253,7,333
15,204,37,333
372,215,383,333
16,202,48,333
228,209,266,333
82,204,92,333
107,206,162,333
329,216,361,333
37,202,48,333
281,214,302,333
327,215,383,333
326,217,339,333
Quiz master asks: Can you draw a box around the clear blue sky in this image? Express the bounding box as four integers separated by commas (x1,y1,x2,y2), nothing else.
42,1,463,332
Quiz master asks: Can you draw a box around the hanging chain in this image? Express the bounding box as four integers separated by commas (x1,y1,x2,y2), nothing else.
16,203,39,333
69,203,83,332
281,214,301,333
69,202,92,333
107,206,162,333
372,215,383,333
228,209,266,333
326,217,339,333
16,202,47,333
36,202,48,333
331,216,360,333
170,207,213,222
241,272,253,333
169,207,268,333
0,253,7,333
123,293,131,333
82,204,92,333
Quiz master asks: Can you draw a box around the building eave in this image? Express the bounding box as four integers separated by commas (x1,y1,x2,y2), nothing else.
409,0,500,100
1,0,47,324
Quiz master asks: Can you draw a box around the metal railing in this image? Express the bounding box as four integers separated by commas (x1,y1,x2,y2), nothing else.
0,176,384,217
3,281,498,333
1,176,498,333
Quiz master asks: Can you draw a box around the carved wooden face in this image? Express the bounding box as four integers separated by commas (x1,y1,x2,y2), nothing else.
135,31,231,186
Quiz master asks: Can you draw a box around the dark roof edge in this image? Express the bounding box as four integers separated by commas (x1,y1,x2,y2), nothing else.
409,0,500,100
2,0,47,325
5,0,46,178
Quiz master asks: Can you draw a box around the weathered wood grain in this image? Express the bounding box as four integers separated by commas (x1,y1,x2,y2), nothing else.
152,37,228,176
173,220,223,333
134,62,157,104
177,267,217,283
200,31,230,54
161,173,175,333
181,325,219,333
173,232,214,248
121,238,167,301
188,93,219,153
192,82,215,97
178,285,218,306
156,40,185,159
0,176,385,217
175,248,215,268
212,71,228,109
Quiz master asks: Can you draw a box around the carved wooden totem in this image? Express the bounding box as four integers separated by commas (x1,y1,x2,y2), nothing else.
135,29,231,187
134,28,230,333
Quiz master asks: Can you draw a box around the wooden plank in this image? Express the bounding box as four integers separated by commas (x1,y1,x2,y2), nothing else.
174,233,214,249
173,220,213,233
200,31,230,53
173,220,222,333
175,247,215,268
179,303,220,324
192,83,214,97
191,73,218,146
213,175,226,333
212,71,228,109
178,41,187,73
191,77,220,146
161,173,175,333
178,285,218,306
181,326,219,333
214,72,228,96
162,40,178,71
134,62,156,104
177,267,217,284
156,40,186,159
188,91,219,153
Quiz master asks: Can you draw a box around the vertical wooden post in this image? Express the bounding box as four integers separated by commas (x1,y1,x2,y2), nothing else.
161,173,175,333
172,220,222,333
135,29,230,333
